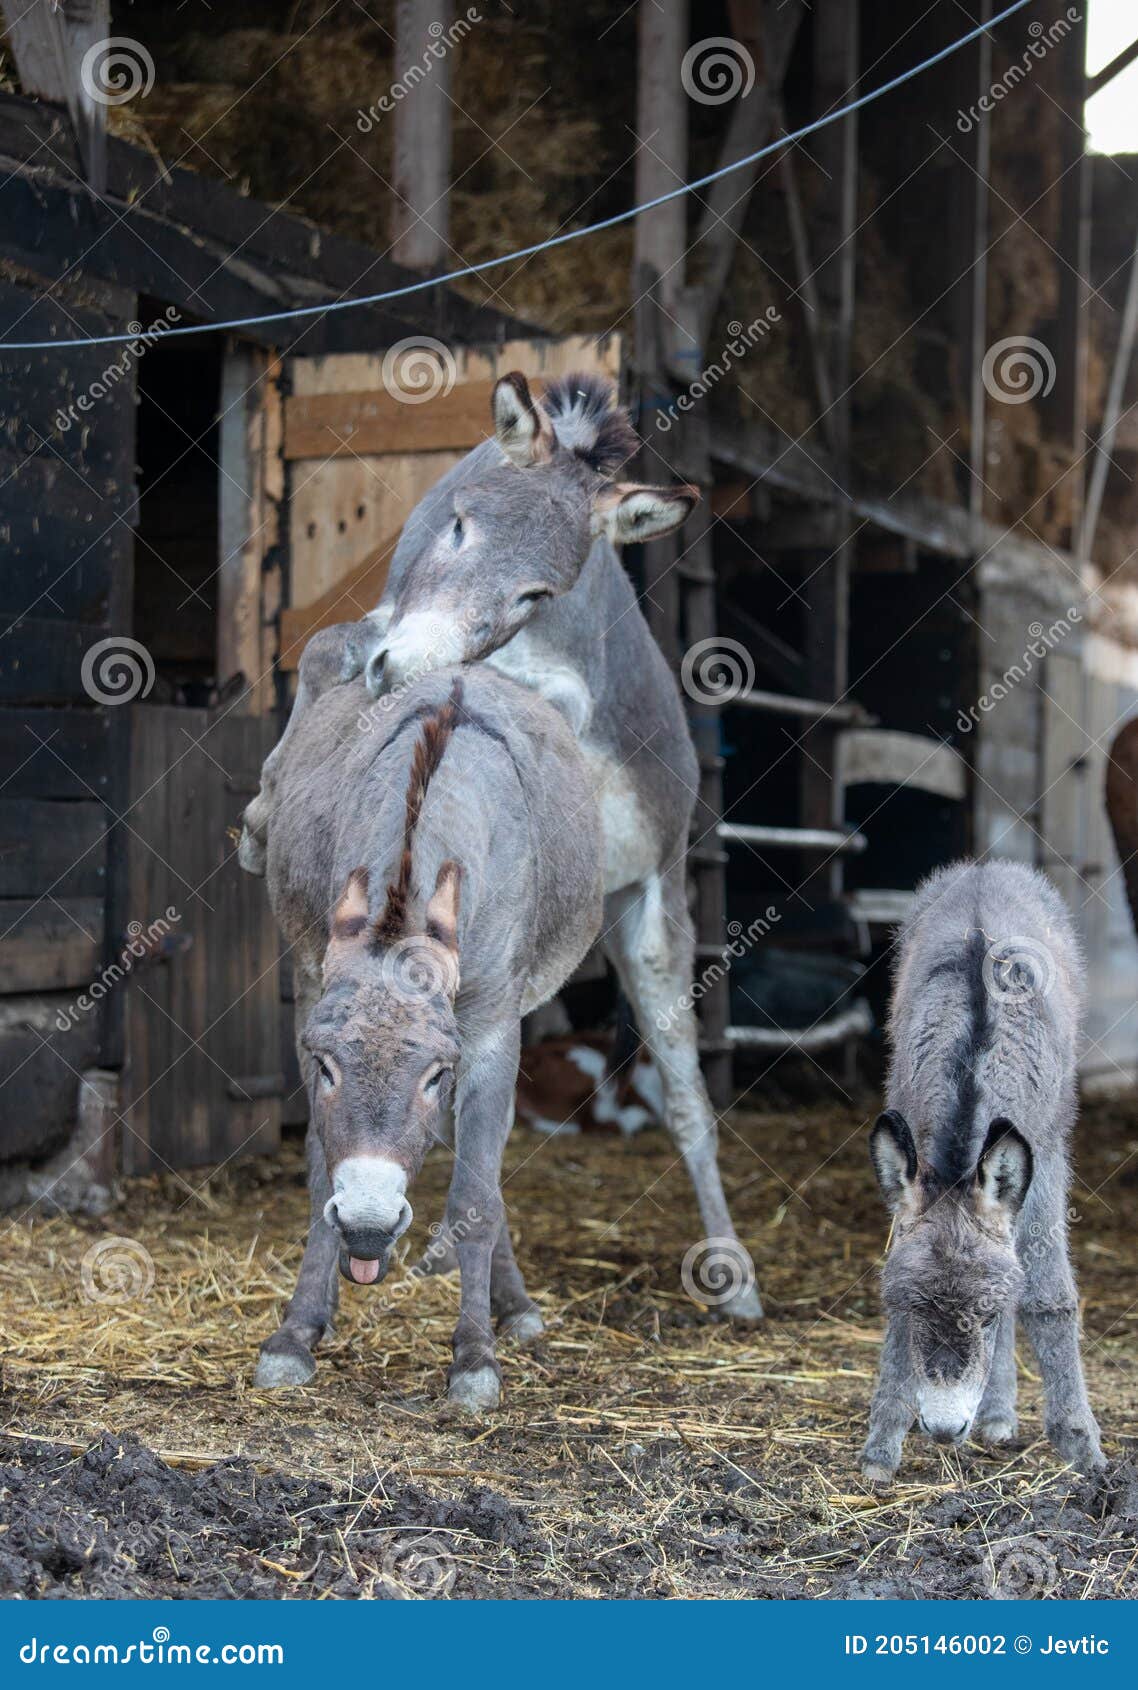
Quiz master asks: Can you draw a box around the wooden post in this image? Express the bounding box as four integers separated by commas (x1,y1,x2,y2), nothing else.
1048,3,1090,549
389,0,455,270
218,344,276,714
799,0,858,903
950,0,992,532
633,0,689,321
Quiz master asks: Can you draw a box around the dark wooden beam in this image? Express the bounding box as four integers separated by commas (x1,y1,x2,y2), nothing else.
1088,34,1138,98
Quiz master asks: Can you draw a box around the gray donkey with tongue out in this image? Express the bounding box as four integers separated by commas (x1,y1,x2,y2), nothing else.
256,666,602,1406
246,371,764,1331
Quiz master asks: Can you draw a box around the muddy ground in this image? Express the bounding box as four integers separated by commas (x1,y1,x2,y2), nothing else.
1,1099,1136,1599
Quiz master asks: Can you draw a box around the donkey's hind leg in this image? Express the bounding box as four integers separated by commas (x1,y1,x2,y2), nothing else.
603,871,763,1321
492,1218,544,1344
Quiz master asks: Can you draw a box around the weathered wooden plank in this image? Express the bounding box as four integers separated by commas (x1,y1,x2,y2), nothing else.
0,616,109,703
122,706,281,1171
0,799,108,897
284,379,497,460
0,707,110,798
0,897,104,993
279,530,399,669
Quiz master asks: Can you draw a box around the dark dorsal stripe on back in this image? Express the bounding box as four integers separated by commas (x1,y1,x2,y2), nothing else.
929,925,993,1186
374,678,463,943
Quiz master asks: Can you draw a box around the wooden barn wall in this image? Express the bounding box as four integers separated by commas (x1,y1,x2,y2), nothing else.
0,261,136,1166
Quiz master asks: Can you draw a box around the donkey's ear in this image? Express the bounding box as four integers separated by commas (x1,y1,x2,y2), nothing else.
493,372,555,467
591,482,700,545
976,1119,1033,1221
869,1110,918,1212
424,858,462,998
324,867,372,976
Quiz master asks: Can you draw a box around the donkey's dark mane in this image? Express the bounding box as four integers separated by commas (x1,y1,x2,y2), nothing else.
542,372,639,477
375,677,464,942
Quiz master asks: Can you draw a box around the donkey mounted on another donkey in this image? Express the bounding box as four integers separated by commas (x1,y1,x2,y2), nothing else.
246,371,764,1380
254,661,602,1407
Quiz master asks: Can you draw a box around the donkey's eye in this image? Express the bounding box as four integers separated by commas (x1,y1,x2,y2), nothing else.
422,1064,451,1095
315,1056,336,1089
514,587,550,609
451,516,464,546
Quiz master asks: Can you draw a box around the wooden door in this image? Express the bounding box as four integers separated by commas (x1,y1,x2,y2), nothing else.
119,705,283,1174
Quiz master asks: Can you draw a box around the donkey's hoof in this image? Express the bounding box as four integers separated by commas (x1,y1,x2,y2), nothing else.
447,1365,500,1414
861,1449,901,1484
721,1283,764,1323
976,1415,1018,1446
1048,1421,1106,1472
254,1346,315,1388
499,1306,545,1345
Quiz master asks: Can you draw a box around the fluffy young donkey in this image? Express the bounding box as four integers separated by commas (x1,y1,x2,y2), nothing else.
255,660,601,1408
862,860,1104,1480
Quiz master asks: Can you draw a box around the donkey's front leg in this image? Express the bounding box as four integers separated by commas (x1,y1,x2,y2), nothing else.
255,1125,340,1386
975,1308,1019,1445
445,1028,520,1412
1019,1197,1104,1471
861,1314,917,1481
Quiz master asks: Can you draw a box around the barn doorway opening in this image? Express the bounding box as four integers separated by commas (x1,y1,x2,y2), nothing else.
131,308,224,704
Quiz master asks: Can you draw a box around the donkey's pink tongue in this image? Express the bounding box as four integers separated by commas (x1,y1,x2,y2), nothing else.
349,1257,381,1284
